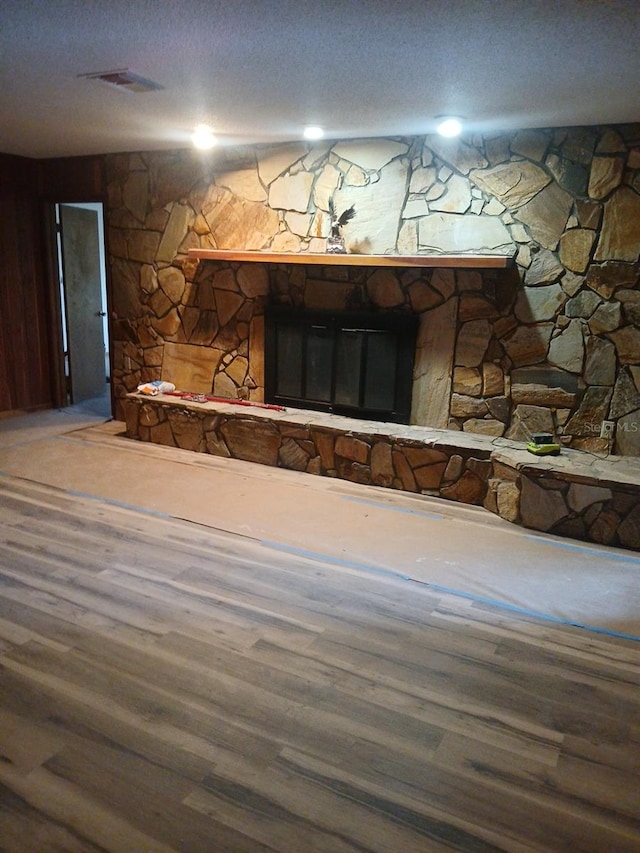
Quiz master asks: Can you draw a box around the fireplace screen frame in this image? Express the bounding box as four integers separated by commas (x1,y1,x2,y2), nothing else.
264,306,417,423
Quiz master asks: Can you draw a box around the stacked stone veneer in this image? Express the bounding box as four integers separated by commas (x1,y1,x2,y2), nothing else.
123,395,640,552
107,124,640,455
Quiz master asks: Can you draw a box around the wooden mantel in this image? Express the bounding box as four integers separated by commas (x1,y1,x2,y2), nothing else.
188,248,515,269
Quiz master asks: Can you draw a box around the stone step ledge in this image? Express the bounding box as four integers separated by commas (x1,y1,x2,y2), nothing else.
123,393,640,552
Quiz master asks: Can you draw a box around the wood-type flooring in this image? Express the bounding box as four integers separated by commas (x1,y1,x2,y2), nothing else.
0,473,638,852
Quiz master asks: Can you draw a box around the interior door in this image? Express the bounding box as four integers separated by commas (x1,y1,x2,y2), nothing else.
59,204,106,403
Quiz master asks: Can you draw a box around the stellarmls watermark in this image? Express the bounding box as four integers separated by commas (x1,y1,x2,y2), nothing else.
557,421,638,435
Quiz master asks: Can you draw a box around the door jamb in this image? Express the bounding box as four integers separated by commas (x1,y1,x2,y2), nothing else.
42,202,67,408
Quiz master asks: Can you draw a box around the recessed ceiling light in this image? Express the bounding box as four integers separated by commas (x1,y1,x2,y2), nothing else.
303,125,324,140
436,117,463,138
192,124,216,150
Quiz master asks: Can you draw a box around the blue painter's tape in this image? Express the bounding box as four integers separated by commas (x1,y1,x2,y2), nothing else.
65,489,170,518
524,534,640,565
261,540,413,581
421,582,640,642
261,540,640,643
341,495,444,520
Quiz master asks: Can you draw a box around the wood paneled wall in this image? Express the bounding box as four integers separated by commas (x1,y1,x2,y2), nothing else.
39,154,106,203
0,155,52,413
0,153,107,415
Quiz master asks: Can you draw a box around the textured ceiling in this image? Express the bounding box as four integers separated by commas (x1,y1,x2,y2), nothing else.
1,0,639,159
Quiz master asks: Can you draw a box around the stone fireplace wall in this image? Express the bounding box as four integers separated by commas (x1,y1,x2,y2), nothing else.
106,125,640,455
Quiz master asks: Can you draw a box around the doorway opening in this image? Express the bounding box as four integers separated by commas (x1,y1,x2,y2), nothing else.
55,202,111,417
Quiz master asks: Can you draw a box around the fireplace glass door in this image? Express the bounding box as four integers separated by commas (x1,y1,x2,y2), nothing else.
265,307,416,423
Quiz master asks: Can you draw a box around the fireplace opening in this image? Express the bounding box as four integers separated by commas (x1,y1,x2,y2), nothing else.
265,307,417,423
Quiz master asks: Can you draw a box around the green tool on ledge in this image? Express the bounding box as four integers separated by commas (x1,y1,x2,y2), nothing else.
526,432,562,456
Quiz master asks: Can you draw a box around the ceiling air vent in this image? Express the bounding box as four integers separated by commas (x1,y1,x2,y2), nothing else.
79,69,163,94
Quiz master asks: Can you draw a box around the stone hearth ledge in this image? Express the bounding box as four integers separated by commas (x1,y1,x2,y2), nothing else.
123,393,640,552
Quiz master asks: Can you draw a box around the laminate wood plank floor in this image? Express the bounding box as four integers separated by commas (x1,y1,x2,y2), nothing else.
0,473,639,853
2,420,640,638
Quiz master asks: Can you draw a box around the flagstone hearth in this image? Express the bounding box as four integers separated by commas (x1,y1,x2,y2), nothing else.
123,392,640,553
